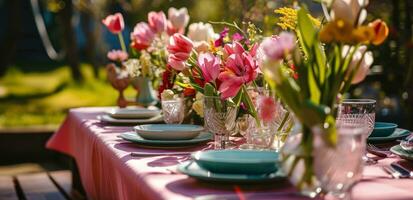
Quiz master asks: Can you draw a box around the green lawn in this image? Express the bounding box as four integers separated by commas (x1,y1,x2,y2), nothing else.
0,65,136,128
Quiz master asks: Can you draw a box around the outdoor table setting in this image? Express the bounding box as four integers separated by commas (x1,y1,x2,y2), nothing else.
45,1,413,200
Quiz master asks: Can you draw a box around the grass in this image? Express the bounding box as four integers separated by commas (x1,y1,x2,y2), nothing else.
0,64,136,128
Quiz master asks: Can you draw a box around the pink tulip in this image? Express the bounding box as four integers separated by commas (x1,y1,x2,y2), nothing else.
102,13,125,34
218,52,258,99
107,50,128,62
167,33,194,71
257,95,278,123
166,21,183,35
198,53,221,83
261,32,295,61
131,22,155,51
148,11,167,33
223,41,245,56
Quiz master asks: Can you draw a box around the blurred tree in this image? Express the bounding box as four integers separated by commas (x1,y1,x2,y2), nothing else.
56,0,83,82
0,0,21,77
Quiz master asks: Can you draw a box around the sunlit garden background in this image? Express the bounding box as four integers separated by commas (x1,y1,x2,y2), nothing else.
1,0,412,131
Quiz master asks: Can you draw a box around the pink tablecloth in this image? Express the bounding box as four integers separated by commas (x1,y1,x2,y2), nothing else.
47,107,413,200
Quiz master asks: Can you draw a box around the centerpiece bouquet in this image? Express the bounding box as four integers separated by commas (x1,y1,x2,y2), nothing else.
102,7,190,107
260,0,388,196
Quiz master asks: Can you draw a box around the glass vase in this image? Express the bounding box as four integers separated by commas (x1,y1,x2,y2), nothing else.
280,125,320,198
131,76,158,107
312,123,366,200
203,96,237,149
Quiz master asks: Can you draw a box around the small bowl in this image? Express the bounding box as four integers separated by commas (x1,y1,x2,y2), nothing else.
371,122,398,137
192,150,279,174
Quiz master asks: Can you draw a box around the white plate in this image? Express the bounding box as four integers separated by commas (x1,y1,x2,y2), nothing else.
106,107,161,119
97,114,163,125
134,124,204,140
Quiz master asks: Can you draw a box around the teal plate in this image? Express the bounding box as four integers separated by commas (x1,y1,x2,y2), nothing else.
390,145,413,161
368,128,411,143
192,150,279,174
177,160,285,183
119,131,212,146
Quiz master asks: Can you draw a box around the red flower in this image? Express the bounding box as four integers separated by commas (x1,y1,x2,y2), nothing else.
102,13,124,34
183,87,196,97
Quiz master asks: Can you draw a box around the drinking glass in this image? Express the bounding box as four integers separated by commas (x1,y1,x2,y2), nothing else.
203,96,237,149
338,99,376,165
161,98,185,124
313,123,366,200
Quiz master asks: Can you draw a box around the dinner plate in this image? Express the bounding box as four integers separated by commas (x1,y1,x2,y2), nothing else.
390,145,413,161
97,114,163,125
368,128,411,143
119,131,212,146
106,107,161,119
177,160,285,183
134,124,204,140
192,150,279,174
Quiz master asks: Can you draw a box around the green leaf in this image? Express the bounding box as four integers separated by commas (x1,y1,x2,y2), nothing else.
299,99,330,127
204,83,216,96
297,8,327,85
323,115,337,146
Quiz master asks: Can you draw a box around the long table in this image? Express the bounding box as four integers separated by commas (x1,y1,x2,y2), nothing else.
46,107,413,200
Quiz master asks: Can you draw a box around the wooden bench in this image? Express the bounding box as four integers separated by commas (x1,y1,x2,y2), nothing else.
0,170,85,200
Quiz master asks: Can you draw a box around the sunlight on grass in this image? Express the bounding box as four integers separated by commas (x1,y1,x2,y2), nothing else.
0,65,136,128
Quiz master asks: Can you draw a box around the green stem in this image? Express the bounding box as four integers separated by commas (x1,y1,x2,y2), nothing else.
118,33,127,52
277,111,290,132
241,84,260,127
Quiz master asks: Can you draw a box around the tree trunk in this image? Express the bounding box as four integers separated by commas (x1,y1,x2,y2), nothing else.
80,10,99,78
0,0,21,76
57,0,83,82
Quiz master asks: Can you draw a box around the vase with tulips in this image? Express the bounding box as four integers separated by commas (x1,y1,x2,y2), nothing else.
260,1,389,196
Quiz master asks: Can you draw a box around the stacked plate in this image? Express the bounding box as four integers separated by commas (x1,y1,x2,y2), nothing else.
177,150,285,183
98,107,163,125
368,122,410,143
119,124,212,148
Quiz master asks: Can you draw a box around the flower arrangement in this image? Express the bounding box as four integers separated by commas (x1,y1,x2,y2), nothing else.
260,0,389,191
101,8,191,106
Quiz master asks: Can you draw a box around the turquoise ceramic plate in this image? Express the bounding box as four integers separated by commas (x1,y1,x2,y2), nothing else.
368,128,411,143
371,122,398,137
134,124,204,140
119,131,212,146
177,161,285,183
192,150,279,174
390,145,413,161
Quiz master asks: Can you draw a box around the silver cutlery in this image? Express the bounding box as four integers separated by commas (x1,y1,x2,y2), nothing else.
382,166,402,179
390,162,413,178
194,192,301,200
130,152,192,157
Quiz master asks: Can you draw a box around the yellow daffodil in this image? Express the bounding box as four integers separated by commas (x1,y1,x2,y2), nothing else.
369,19,389,45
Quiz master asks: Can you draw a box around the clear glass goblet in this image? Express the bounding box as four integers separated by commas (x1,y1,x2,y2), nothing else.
313,122,366,200
161,98,185,124
338,99,376,165
203,96,237,149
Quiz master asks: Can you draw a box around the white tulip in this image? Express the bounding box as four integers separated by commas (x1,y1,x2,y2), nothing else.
343,45,374,84
330,0,369,25
187,22,217,42
168,7,190,30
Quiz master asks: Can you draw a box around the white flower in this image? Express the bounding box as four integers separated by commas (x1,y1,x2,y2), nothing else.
168,7,190,30
262,59,283,84
161,89,175,100
187,22,217,42
343,45,374,84
330,0,369,25
124,59,141,77
192,92,204,117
